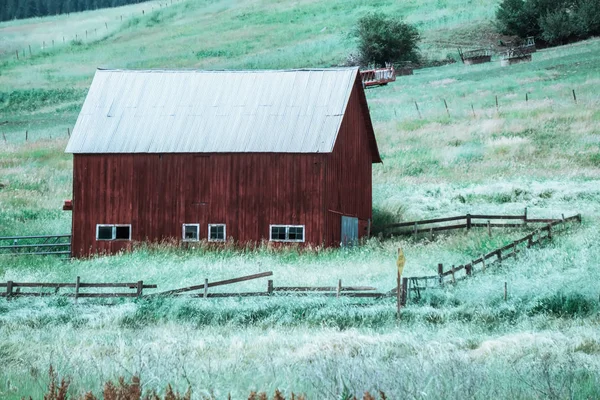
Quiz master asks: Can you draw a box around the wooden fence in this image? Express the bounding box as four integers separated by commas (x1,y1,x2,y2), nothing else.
0,235,71,256
0,277,156,301
372,208,563,238
401,214,581,302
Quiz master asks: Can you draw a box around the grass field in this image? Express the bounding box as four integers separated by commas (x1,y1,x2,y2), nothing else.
1,0,600,398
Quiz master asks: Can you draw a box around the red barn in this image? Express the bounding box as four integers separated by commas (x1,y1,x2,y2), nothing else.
66,68,381,257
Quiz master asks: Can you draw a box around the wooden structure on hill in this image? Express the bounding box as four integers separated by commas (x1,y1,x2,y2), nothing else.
458,48,492,65
360,65,397,87
65,68,381,257
501,37,536,66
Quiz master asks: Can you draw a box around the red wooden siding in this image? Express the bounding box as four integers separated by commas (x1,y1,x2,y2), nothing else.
324,78,375,246
71,153,326,257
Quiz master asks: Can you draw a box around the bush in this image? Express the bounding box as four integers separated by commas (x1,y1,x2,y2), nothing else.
495,0,599,45
353,13,420,67
539,9,577,45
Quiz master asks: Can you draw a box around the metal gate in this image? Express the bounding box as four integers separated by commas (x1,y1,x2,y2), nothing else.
341,216,358,247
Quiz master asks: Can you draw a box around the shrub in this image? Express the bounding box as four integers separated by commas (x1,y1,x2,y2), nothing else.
496,0,600,45
353,13,420,67
539,9,577,45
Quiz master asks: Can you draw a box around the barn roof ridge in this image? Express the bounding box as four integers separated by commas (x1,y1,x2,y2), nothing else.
95,67,360,73
66,67,378,158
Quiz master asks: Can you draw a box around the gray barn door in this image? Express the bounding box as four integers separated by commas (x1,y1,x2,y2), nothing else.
341,216,358,247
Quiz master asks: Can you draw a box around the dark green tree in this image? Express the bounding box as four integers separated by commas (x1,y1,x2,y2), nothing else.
354,13,420,67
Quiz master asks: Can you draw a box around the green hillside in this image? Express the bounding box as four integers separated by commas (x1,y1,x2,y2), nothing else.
1,0,600,398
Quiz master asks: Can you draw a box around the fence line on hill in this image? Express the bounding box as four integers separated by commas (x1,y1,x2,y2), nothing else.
371,208,561,239
6,0,182,63
396,214,581,303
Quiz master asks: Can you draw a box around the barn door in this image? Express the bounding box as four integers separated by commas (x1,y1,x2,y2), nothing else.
341,216,358,247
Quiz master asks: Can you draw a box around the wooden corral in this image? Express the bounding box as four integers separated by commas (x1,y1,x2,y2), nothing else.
501,37,535,66
458,48,492,65
66,68,381,257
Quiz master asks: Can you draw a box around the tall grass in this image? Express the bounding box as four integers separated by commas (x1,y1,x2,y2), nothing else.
1,0,600,397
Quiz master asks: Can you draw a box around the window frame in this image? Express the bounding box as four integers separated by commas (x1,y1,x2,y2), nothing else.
182,223,200,242
208,224,226,242
96,224,132,241
269,224,305,243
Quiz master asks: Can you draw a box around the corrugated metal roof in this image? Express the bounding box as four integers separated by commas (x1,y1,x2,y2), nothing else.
66,68,360,154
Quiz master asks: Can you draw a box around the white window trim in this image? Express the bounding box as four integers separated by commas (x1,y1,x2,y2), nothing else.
269,224,305,243
96,224,132,241
208,224,226,242
182,223,200,242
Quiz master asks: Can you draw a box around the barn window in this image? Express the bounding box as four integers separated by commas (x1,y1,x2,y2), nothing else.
208,224,226,241
182,224,200,241
269,225,305,242
96,224,131,241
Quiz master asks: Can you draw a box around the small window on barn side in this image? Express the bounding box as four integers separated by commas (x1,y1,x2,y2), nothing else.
182,224,200,241
208,224,226,242
96,224,131,241
269,225,305,242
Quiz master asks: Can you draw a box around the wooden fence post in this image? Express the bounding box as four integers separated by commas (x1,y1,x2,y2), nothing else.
67,128,70,137
437,263,444,286
400,277,408,306
572,89,577,104
429,227,433,241
512,241,518,257
336,279,342,298
25,130,28,141
527,233,533,248
75,276,80,304
6,281,13,298
137,280,143,298
267,279,273,295
413,222,418,239
548,223,552,240
524,207,528,223
466,213,472,230
2,132,6,142
451,265,456,284
16,50,19,60
481,255,486,272
495,95,499,113
504,281,507,301
29,44,32,55
487,220,491,237
443,99,450,117
471,104,475,118
414,101,422,119
497,249,502,262
466,263,472,276
203,278,208,298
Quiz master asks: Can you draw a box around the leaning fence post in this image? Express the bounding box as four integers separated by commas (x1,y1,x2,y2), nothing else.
75,276,80,304
203,278,208,298
137,281,143,298
437,263,444,286
336,279,342,298
6,281,13,299
267,279,273,295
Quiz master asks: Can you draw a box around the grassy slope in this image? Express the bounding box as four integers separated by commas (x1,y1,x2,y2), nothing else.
1,0,600,398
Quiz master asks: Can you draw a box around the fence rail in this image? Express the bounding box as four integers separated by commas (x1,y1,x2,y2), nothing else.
0,234,71,257
0,277,156,301
403,214,581,302
371,209,568,238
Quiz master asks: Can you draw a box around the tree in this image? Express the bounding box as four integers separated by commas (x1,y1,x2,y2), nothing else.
354,13,420,67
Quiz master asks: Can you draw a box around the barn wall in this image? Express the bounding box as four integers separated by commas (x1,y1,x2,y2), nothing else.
71,153,326,257
324,79,374,246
